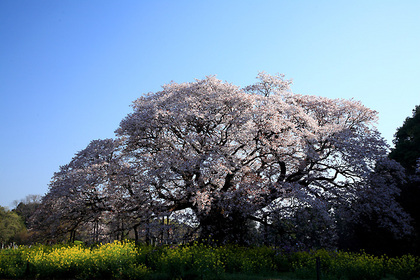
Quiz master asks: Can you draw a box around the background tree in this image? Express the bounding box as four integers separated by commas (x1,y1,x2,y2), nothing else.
0,206,25,246
389,105,420,254
13,194,42,227
389,105,420,174
116,72,409,245
335,159,412,255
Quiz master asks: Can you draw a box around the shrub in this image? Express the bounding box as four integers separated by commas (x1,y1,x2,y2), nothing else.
387,254,420,280
329,251,384,280
0,247,28,279
157,243,223,280
291,250,384,280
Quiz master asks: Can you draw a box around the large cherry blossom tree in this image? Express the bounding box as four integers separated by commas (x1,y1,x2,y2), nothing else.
33,73,410,246
115,73,409,244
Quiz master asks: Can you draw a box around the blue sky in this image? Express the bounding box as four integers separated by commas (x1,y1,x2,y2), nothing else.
1,1,419,208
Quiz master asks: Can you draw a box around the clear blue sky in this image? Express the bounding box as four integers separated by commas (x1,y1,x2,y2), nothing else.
1,1,419,208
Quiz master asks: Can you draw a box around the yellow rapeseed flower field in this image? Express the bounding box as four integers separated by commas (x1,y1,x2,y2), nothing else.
0,241,419,279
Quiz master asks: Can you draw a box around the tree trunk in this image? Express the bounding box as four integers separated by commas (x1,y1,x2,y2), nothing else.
133,225,139,243
145,221,151,245
197,207,249,245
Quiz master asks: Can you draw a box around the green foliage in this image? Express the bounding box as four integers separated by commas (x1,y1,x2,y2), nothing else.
0,206,26,245
0,242,419,280
389,105,420,255
390,105,420,174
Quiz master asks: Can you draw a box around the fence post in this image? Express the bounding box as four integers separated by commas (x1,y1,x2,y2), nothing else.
316,256,321,280
25,260,30,276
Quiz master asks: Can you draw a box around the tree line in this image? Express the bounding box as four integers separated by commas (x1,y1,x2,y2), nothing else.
1,73,419,255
